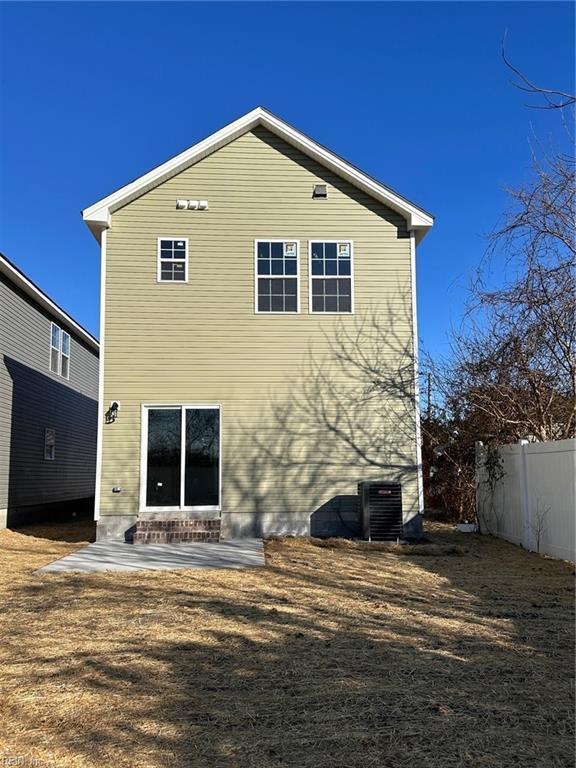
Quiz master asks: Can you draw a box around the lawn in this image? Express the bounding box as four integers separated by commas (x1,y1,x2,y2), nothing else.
0,521,573,768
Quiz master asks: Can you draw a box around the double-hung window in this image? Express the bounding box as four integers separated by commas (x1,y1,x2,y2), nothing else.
61,332,70,378
158,238,188,282
309,241,353,313
50,323,70,378
255,240,299,313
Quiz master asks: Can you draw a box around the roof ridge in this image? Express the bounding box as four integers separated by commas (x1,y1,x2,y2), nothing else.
82,107,434,244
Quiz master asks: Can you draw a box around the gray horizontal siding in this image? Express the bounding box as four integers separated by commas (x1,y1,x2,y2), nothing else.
0,273,99,511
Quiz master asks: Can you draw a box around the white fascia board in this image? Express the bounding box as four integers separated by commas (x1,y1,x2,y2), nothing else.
0,254,99,353
261,111,434,235
82,107,434,243
82,108,263,242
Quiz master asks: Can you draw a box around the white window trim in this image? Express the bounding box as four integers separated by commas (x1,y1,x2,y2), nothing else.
49,322,71,379
157,237,189,283
308,239,355,315
49,322,60,374
139,404,222,513
44,428,56,461
61,330,70,380
254,239,301,314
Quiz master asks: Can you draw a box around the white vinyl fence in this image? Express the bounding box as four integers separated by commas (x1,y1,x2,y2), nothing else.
476,439,575,562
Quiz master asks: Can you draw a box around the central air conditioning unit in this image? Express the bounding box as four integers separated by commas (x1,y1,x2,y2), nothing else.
358,481,403,541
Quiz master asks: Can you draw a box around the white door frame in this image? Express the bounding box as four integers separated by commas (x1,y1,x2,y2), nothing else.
139,403,222,513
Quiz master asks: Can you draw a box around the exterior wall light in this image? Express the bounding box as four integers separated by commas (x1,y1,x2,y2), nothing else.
106,401,120,424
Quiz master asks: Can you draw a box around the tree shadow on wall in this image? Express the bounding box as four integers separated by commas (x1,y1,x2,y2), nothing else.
224,301,422,537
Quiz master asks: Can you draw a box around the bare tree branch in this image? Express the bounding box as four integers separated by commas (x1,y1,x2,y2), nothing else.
502,30,576,109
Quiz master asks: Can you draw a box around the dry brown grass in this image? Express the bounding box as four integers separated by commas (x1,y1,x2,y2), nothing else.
0,520,573,768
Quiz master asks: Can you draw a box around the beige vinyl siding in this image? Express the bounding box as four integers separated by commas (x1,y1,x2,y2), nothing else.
100,126,419,526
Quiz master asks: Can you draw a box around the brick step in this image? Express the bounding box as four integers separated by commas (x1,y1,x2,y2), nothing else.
133,531,220,544
133,518,221,544
136,519,221,532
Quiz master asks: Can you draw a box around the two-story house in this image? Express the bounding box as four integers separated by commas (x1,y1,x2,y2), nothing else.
0,253,99,527
82,108,433,543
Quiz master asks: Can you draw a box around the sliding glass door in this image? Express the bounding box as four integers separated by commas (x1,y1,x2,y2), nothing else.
146,408,181,507
144,406,220,509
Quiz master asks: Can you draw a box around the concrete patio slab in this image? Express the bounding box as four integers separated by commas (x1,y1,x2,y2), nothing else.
37,539,265,573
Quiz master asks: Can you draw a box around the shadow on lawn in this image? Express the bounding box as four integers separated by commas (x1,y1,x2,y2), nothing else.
14,516,96,543
4,529,574,768
4,296,572,765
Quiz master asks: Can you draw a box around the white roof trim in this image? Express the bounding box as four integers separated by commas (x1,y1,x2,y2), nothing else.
0,254,99,353
82,107,434,243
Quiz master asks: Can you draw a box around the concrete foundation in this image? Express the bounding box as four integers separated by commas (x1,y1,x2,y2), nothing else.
96,515,138,542
95,509,424,542
403,513,424,540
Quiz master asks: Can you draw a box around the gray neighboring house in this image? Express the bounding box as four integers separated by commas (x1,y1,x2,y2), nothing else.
0,253,99,528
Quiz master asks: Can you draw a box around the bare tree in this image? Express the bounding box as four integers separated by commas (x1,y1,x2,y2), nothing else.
530,496,550,554
454,141,575,442
502,32,576,110
423,64,575,519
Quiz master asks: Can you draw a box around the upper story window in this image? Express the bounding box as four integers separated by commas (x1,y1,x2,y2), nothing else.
158,238,188,282
50,323,70,379
309,241,353,313
255,240,299,313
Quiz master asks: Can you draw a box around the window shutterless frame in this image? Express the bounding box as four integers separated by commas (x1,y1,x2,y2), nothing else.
60,331,70,380
49,322,71,379
139,404,222,513
49,322,60,374
254,239,301,314
157,238,189,283
308,239,355,314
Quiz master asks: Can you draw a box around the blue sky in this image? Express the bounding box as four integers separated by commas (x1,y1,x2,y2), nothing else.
0,1,573,357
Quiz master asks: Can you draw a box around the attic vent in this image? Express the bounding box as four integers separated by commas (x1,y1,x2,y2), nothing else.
176,200,209,210
312,184,327,199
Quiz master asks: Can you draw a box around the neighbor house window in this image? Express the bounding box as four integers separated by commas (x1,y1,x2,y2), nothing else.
309,241,353,313
50,323,71,378
50,323,60,373
61,331,70,378
255,240,299,313
44,428,56,461
158,238,188,282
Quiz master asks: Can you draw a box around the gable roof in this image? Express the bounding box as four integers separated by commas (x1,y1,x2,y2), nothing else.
82,106,434,244
0,253,99,353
